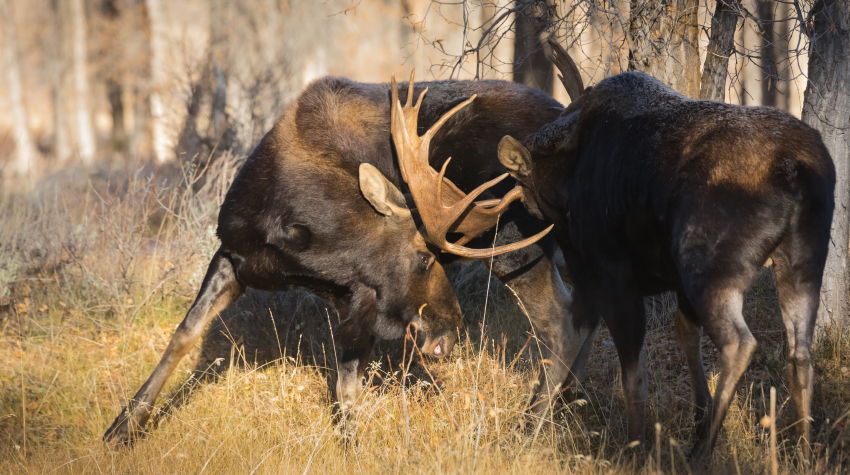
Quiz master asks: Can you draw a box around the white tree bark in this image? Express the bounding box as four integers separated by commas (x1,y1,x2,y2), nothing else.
53,85,71,165
147,0,171,163
1,0,36,175
50,0,71,165
70,0,96,164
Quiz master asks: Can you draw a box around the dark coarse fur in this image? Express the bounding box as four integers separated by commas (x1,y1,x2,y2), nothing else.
104,77,581,444
499,71,835,461
217,77,563,345
219,77,559,299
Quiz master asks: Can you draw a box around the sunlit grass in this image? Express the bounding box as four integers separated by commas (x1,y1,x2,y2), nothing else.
1,163,848,474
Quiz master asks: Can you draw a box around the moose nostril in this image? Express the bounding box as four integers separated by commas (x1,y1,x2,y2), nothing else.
432,336,451,358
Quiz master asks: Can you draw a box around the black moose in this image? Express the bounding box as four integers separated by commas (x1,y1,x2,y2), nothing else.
496,39,835,461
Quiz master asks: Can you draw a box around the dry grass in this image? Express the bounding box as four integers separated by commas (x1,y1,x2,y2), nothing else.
1,162,849,474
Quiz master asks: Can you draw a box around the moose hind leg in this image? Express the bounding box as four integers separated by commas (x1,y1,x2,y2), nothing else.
103,249,244,444
689,287,756,462
773,252,821,459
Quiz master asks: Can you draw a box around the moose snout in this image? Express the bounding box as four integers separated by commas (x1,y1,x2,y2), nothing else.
422,332,457,359
406,320,458,359
434,334,456,358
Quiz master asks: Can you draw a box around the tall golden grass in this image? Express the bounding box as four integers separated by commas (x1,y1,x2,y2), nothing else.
1,160,848,474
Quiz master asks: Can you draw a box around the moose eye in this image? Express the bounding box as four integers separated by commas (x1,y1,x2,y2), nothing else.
417,252,434,271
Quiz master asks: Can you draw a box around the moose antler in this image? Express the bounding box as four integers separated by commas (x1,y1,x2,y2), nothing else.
546,38,585,102
390,71,553,258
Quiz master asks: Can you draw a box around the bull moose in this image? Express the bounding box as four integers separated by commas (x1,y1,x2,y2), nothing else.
104,75,588,444
494,39,835,460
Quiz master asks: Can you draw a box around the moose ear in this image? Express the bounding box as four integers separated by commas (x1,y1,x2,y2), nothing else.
359,163,411,219
498,136,533,179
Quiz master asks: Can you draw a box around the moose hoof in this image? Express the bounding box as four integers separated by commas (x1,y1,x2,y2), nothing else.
332,408,362,448
339,422,360,448
515,412,543,436
103,411,146,446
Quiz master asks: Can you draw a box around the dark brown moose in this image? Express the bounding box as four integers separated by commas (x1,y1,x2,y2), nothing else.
104,75,577,444
497,39,835,461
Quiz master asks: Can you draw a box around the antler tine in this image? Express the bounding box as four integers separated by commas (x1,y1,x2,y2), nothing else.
391,74,400,112
408,88,427,140
415,87,427,111
469,186,523,216
397,74,425,147
435,157,451,226
546,37,584,102
424,95,476,143
444,224,555,259
406,69,415,107
391,98,414,182
443,173,509,231
390,69,552,259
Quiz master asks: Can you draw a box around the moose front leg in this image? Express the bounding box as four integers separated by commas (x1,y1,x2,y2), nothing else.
332,342,375,436
104,249,243,444
329,286,378,439
603,284,649,445
484,227,591,428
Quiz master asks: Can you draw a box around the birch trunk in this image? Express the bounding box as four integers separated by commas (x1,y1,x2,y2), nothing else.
629,0,701,98
147,0,171,163
1,0,36,175
699,0,740,101
70,0,96,164
50,0,71,164
802,0,850,329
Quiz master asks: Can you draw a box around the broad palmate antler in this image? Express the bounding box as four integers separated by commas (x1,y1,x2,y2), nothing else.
390,71,552,258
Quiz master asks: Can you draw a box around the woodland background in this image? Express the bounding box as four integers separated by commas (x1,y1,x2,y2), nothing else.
1,0,849,473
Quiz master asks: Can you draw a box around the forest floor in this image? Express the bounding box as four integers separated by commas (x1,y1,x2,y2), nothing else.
1,163,848,474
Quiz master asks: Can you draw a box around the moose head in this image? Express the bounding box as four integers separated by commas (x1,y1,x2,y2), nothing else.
386,71,553,356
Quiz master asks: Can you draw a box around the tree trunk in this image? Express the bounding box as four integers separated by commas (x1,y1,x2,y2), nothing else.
175,80,203,162
757,0,778,107
211,60,227,140
107,80,127,151
53,85,71,165
49,0,71,165
802,0,850,329
129,85,146,158
70,0,96,164
629,0,701,98
699,0,740,101
146,0,171,163
513,0,553,94
1,0,36,175
775,2,791,111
